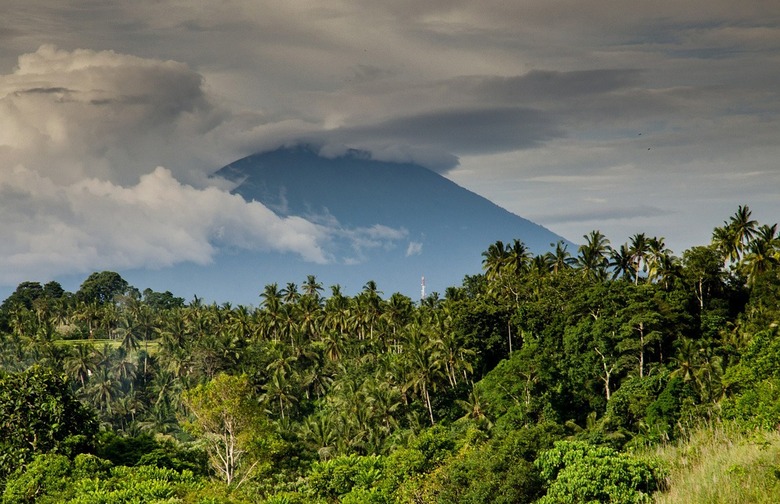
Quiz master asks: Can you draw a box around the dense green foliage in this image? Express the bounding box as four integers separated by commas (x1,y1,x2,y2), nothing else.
0,205,778,502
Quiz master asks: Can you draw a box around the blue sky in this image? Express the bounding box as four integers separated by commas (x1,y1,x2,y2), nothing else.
0,1,779,292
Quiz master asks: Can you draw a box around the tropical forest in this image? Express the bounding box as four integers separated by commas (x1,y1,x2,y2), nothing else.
1,205,780,503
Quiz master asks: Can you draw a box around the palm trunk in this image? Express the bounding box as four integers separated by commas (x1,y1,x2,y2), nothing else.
424,386,435,426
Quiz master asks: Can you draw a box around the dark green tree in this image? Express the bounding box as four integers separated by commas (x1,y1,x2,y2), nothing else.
76,271,130,305
0,367,97,479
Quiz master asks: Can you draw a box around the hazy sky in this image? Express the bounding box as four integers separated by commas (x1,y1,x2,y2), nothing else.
1,1,779,289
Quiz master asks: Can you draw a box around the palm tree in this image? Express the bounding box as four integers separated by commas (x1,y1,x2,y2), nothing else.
302,275,324,301
653,252,682,290
547,240,575,274
711,224,739,264
133,304,158,378
226,305,253,347
282,283,300,304
456,388,492,429
63,343,99,389
628,232,650,284
712,205,758,264
117,315,141,354
576,230,611,280
73,301,102,339
111,354,138,385
87,367,122,414
149,368,182,410
669,338,699,383
158,310,189,354
322,331,345,362
400,324,446,426
365,379,402,435
100,302,120,339
482,240,509,281
382,293,414,351
113,391,145,434
609,244,635,282
260,283,284,341
742,223,780,284
506,239,532,276
261,368,298,420
324,288,350,337
729,204,758,260
646,237,672,283
260,283,283,309
354,282,383,341
530,254,554,276
300,414,338,460
295,295,323,342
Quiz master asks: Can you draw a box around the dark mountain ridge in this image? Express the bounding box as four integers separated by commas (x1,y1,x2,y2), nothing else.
207,146,571,300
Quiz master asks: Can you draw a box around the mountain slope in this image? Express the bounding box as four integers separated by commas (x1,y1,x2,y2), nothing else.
207,146,570,300
41,147,571,305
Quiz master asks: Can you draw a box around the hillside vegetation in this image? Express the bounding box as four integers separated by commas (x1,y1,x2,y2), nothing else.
0,205,778,503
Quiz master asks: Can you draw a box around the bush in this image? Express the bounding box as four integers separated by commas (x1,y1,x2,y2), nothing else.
535,440,665,504
2,454,72,504
306,453,384,499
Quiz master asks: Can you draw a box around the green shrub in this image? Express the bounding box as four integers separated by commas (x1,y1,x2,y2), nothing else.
535,440,664,504
2,454,71,504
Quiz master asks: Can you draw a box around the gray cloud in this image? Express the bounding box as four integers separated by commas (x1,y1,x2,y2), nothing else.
453,70,643,103
0,45,225,186
319,106,562,172
536,205,674,225
0,0,778,281
0,46,413,285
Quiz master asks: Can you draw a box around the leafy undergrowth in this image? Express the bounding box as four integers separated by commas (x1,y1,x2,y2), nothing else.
651,423,780,503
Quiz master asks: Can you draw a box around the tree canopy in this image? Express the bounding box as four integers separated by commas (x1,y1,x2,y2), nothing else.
0,205,778,502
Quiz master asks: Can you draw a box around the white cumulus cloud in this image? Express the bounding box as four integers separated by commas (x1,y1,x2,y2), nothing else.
0,164,330,285
0,46,344,285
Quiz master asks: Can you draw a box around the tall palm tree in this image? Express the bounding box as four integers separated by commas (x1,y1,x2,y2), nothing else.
354,282,383,341
742,223,780,284
576,230,611,280
506,239,532,276
302,275,324,301
324,288,350,336
482,240,509,281
609,244,635,282
63,343,99,389
646,236,672,283
711,224,736,264
547,240,576,274
456,388,492,429
134,304,158,379
282,283,300,304
260,283,283,309
260,283,284,341
87,367,122,414
628,232,650,284
149,368,182,410
261,368,298,420
400,324,446,426
729,204,758,260
712,205,758,264
117,315,141,354
653,252,682,290
73,301,102,339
